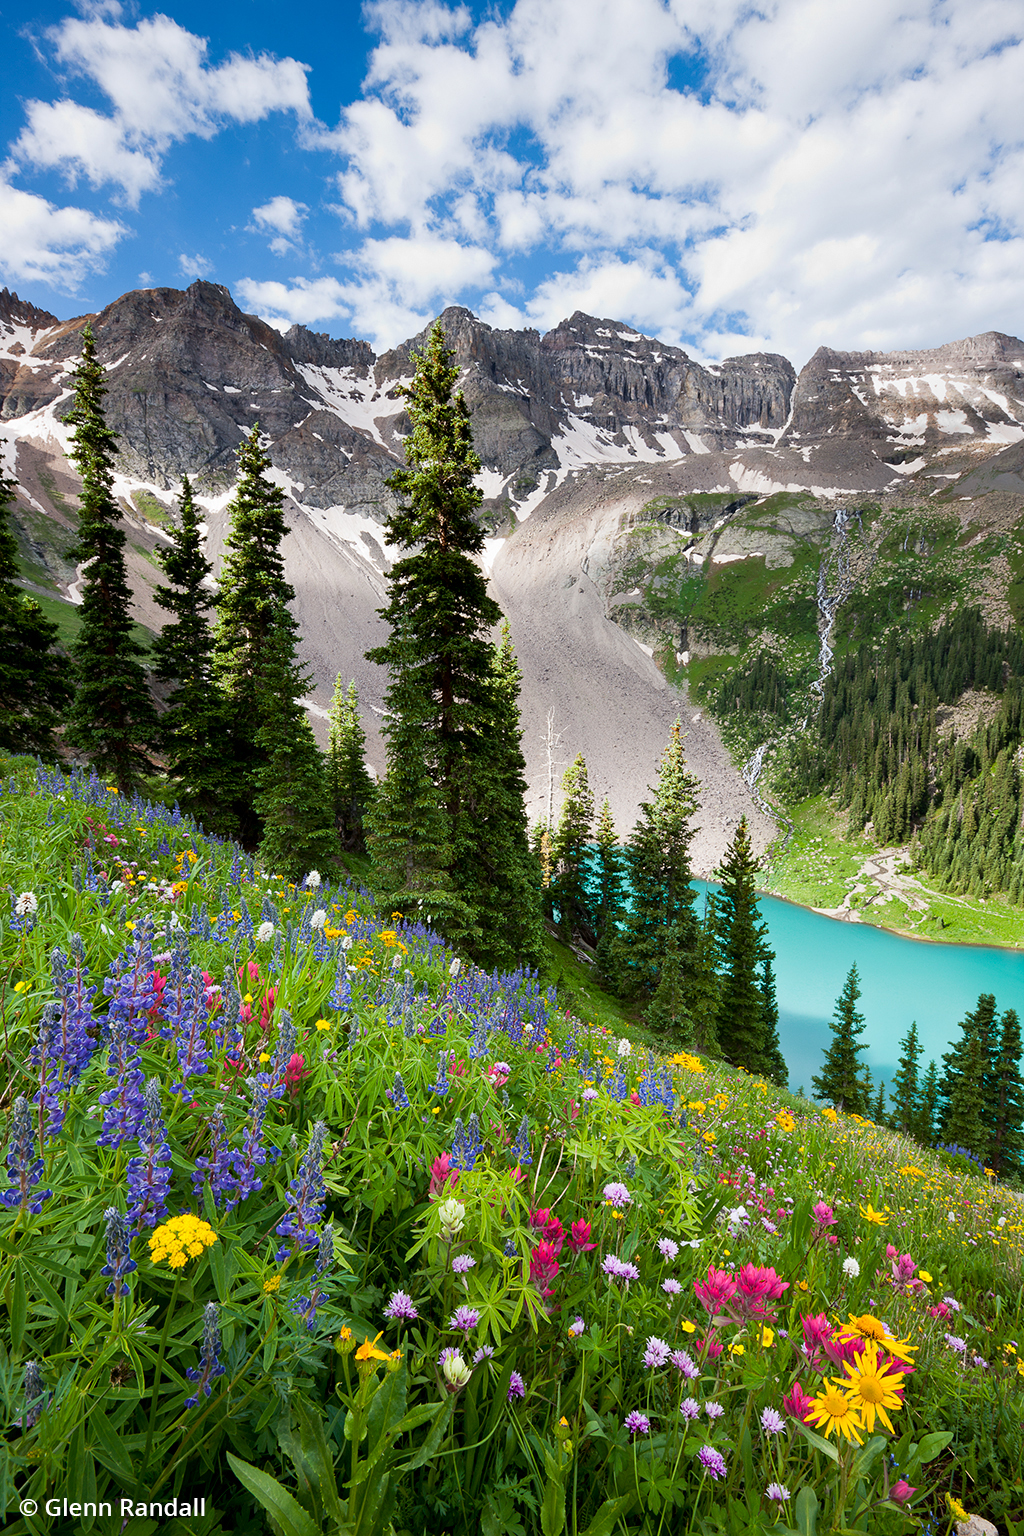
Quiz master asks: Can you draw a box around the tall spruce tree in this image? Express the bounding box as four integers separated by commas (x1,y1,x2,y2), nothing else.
252,618,338,883
689,896,722,1055
715,817,775,1075
619,720,700,1005
213,425,303,845
0,476,73,756
989,1008,1024,1179
938,994,997,1140
365,322,539,965
151,475,230,825
890,1022,923,1135
593,798,626,985
552,753,595,945
326,676,376,852
759,954,788,1087
64,326,157,791
943,1021,989,1158
917,1059,940,1145
811,965,869,1113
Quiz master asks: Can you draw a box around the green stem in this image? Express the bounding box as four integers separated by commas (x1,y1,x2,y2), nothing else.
140,1273,182,1481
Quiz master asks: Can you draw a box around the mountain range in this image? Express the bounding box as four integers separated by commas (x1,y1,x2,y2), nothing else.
3,280,1023,872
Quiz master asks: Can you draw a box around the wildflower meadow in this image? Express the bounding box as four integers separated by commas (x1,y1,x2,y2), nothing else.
1,755,1023,1535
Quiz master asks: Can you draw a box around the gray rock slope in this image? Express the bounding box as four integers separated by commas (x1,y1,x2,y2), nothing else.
2,282,1022,870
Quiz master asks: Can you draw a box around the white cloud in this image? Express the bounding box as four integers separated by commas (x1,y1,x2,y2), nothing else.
250,195,309,255
179,253,213,280
12,13,312,206
0,174,126,288
315,0,1024,363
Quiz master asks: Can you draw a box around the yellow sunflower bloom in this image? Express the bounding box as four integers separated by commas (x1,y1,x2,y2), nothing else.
858,1203,888,1226
835,1342,906,1433
806,1385,865,1446
838,1314,917,1365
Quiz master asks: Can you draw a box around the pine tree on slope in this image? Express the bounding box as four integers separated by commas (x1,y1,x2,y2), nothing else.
63,326,157,792
759,954,788,1088
365,321,531,962
593,797,627,987
890,1021,923,1136
715,816,774,1076
938,994,997,1141
943,1021,989,1160
689,897,722,1055
619,720,701,1006
151,475,230,826
213,425,303,845
551,753,595,945
990,1007,1024,1179
917,1059,940,1146
811,964,869,1113
326,675,376,852
0,476,73,756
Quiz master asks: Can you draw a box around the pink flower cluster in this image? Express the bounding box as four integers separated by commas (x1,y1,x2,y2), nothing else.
884,1245,927,1295
693,1263,789,1323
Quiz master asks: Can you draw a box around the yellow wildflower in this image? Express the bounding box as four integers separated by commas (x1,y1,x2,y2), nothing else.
806,1385,865,1446
263,1276,282,1294
858,1203,888,1227
918,1270,933,1284
775,1110,795,1133
835,1342,905,1433
315,1018,331,1031
947,1496,969,1521
148,1214,218,1270
355,1332,391,1364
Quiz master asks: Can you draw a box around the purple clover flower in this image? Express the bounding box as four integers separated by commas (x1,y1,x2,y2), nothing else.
448,1305,480,1334
275,1121,327,1259
384,1291,419,1323
761,1407,785,1435
569,1316,586,1337
766,1483,790,1503
601,1254,640,1285
184,1303,226,1407
507,1371,526,1401
472,1345,495,1365
670,1349,699,1379
705,1402,724,1420
662,1278,682,1295
697,1446,727,1480
643,1336,671,1369
602,1182,631,1208
451,1254,476,1274
680,1398,700,1420
624,1410,650,1437
658,1237,679,1261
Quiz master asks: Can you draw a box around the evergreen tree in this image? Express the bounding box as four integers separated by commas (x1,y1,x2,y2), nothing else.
689,896,722,1055
939,994,997,1139
873,1080,887,1124
551,753,595,944
759,954,788,1087
811,965,869,1113
715,817,773,1075
63,326,157,791
326,676,376,852
593,797,626,986
943,1022,989,1159
252,619,339,883
917,1059,940,1145
619,721,700,1006
151,475,230,826
890,1021,923,1135
456,623,544,969
365,322,537,965
0,476,73,756
644,927,693,1045
990,1008,1024,1179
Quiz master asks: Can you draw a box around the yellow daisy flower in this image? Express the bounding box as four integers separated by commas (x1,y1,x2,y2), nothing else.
835,1342,906,1433
858,1203,888,1227
805,1385,865,1446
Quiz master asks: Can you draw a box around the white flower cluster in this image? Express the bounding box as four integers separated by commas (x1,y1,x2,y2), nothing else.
256,921,275,943
15,892,38,916
310,909,327,931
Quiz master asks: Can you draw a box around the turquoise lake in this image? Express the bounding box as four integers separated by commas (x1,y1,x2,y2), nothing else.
693,882,1024,1096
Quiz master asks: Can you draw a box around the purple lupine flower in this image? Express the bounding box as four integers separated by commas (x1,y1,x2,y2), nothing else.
766,1483,790,1503
21,1361,46,1429
662,1278,682,1295
601,1254,640,1285
101,920,161,1044
388,1071,410,1111
705,1402,724,1420
697,1446,727,1480
329,961,352,1012
168,965,214,1093
184,1303,226,1407
624,1410,650,1436
49,939,98,1085
670,1349,699,1379
658,1238,679,1261
451,1254,476,1274
101,1207,137,1298
680,1398,700,1420
1,1097,51,1213
227,1080,271,1209
643,1336,671,1369
384,1291,418,1323
507,1371,526,1401
96,1010,147,1151
275,1121,327,1259
602,1182,631,1208
125,1078,172,1231
761,1407,785,1435
509,1113,532,1165
428,1049,452,1097
448,1305,480,1334
191,1106,237,1208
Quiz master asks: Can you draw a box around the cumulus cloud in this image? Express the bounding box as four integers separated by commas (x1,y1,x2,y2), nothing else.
311,0,1024,361
0,175,126,288
12,12,312,206
250,196,309,255
179,253,213,280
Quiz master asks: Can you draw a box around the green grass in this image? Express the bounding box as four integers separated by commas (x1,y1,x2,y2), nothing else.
764,795,1024,949
26,590,156,652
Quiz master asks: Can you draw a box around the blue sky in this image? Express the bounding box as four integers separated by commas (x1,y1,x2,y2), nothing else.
2,0,1023,364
